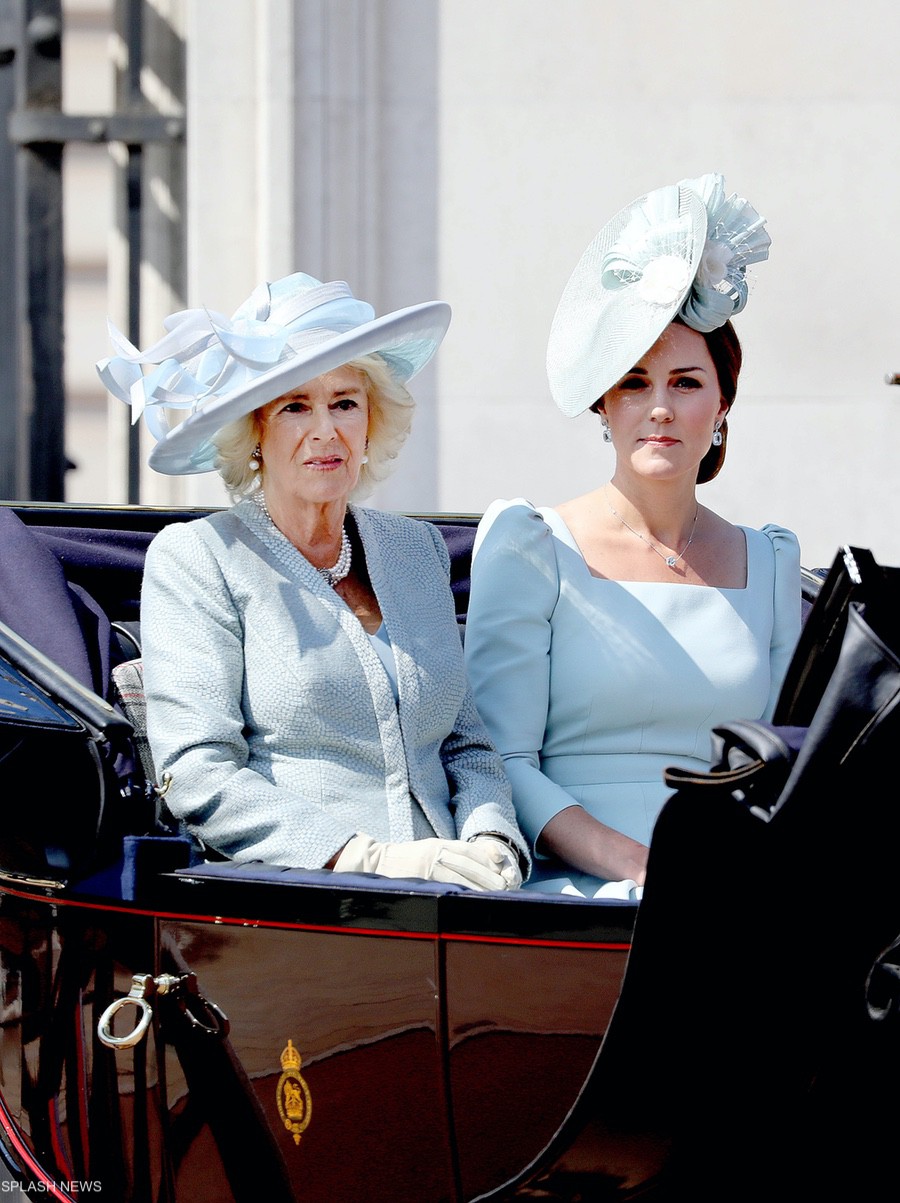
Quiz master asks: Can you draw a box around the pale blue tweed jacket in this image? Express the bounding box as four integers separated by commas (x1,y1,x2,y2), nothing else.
141,500,526,871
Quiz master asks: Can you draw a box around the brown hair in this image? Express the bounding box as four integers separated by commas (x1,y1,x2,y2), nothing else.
686,317,742,484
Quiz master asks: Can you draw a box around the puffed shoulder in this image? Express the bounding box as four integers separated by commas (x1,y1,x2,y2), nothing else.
472,497,550,559
759,522,800,562
760,523,801,592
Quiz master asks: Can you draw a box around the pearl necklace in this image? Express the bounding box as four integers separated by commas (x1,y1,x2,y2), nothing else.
257,492,353,587
316,527,353,587
604,489,699,570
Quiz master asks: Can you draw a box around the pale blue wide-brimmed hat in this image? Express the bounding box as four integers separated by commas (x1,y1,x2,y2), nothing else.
546,173,771,417
96,272,451,475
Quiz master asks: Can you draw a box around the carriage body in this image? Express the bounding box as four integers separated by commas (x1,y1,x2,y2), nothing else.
5,503,890,1203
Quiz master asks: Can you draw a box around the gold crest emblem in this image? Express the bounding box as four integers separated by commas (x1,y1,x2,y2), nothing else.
276,1039,312,1145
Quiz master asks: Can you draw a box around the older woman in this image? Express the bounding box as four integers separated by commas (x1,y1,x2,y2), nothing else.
97,272,527,889
464,174,801,897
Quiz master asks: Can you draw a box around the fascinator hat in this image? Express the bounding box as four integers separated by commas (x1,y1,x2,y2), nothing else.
96,272,452,475
546,173,771,417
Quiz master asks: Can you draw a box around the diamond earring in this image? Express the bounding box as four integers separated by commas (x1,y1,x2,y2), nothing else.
711,424,723,448
601,421,612,444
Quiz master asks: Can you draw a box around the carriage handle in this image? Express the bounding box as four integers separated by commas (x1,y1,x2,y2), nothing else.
97,971,229,1049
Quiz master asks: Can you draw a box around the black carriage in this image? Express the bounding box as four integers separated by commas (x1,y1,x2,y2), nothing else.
0,502,896,1202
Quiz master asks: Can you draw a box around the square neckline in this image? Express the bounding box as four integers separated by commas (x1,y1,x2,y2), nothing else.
537,505,750,592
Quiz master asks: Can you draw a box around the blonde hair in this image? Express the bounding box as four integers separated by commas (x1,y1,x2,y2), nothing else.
213,353,416,502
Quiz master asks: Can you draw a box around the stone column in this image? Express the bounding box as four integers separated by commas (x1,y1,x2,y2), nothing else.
182,0,440,510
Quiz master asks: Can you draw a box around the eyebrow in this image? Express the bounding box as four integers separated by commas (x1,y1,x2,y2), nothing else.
627,365,708,376
283,385,366,401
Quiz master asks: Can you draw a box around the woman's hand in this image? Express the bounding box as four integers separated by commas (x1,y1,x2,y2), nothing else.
470,836,523,890
538,806,649,886
333,833,518,891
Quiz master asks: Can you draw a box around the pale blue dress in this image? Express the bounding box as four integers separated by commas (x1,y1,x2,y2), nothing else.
465,500,802,896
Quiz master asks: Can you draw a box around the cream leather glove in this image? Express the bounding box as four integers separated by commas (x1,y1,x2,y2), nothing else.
333,833,518,892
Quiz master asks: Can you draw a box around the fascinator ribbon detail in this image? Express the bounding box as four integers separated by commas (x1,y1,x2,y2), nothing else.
600,172,771,334
96,273,374,442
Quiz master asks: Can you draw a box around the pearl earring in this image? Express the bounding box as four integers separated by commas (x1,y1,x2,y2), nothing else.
361,437,369,464
711,424,723,447
249,443,262,470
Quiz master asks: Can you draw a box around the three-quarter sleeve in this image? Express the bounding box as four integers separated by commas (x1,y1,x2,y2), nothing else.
465,501,582,850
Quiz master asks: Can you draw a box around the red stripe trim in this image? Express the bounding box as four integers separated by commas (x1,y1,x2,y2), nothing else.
0,884,631,951
74,997,90,1174
48,1098,75,1187
0,1091,75,1201
442,932,629,950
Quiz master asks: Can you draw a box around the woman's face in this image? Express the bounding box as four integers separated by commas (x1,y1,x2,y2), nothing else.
601,323,728,481
258,366,370,510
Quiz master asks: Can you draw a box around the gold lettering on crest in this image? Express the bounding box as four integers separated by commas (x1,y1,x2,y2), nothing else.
277,1039,313,1145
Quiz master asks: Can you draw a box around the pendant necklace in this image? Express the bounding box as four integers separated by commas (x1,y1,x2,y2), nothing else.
604,488,699,570
257,492,353,586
